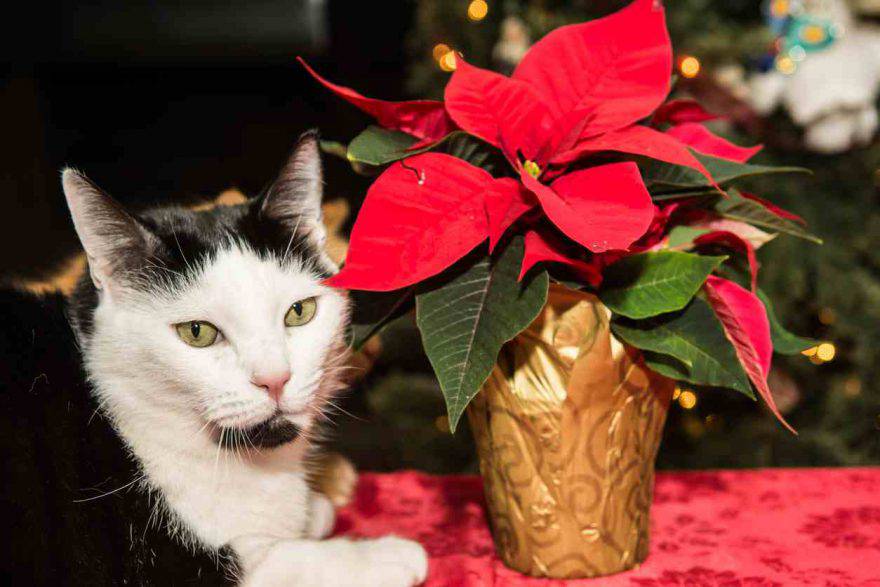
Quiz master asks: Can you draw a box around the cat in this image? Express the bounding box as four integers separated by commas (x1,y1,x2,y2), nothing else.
0,131,427,586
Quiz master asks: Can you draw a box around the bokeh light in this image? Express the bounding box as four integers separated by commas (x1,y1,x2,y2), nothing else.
679,56,701,79
467,0,489,21
679,390,698,410
432,43,451,62
439,51,457,72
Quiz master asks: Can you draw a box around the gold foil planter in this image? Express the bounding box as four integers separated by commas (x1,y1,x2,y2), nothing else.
467,284,673,579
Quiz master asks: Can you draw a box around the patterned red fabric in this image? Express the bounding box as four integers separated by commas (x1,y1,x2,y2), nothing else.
335,468,880,586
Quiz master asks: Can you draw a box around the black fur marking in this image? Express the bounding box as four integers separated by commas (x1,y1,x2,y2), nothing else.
0,289,239,585
218,414,301,450
69,196,331,343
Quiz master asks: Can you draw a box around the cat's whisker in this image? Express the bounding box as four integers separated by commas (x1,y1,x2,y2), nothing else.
73,473,146,503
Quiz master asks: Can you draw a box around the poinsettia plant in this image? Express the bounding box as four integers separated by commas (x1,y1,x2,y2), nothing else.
301,0,820,432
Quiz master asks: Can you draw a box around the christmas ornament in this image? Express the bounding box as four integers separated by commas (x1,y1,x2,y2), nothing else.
750,0,880,153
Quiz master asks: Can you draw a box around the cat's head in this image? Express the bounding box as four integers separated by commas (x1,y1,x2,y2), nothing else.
63,131,349,451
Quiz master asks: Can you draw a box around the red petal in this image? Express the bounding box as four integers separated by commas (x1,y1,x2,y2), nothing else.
484,178,537,252
521,228,603,286
513,0,672,136
703,276,796,434
694,230,759,292
651,99,719,126
521,162,654,253
552,124,715,185
444,58,552,163
666,123,762,162
740,192,807,225
325,154,489,292
298,57,455,141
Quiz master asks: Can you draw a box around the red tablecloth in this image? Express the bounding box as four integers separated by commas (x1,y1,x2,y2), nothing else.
335,468,880,586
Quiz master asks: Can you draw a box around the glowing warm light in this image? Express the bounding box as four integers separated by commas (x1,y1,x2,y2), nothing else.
467,0,489,21
802,346,818,357
439,51,458,72
776,55,796,75
843,377,862,397
818,307,836,325
801,25,827,44
432,43,451,61
679,56,701,79
816,342,836,362
673,386,682,401
770,0,790,17
809,354,824,365
679,390,697,410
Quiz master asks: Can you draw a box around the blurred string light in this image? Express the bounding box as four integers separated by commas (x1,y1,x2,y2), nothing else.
467,0,489,22
679,55,701,79
432,43,451,61
842,376,862,397
818,307,837,325
678,389,698,410
432,43,458,72
439,51,458,72
803,341,836,364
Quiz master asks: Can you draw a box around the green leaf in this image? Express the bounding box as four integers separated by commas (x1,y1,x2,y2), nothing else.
599,251,726,319
345,126,496,170
441,133,494,170
349,287,415,350
319,139,348,160
642,152,810,192
346,126,419,167
757,289,818,355
667,226,711,248
416,238,549,431
611,298,755,398
711,190,822,244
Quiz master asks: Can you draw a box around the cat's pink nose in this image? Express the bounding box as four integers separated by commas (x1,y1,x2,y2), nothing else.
251,370,291,402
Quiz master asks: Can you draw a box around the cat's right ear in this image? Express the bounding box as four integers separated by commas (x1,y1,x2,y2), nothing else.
62,168,158,293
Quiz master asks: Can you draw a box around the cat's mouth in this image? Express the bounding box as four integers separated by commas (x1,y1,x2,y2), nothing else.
214,413,300,450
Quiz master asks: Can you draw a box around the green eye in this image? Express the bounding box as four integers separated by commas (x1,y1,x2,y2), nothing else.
285,297,317,327
175,321,219,348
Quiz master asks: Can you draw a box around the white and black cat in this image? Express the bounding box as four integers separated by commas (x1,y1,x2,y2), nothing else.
0,132,427,586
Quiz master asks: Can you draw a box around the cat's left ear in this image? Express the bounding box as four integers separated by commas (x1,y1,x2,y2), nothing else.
260,130,327,250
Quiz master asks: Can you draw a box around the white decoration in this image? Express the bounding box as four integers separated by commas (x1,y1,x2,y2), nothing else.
748,0,880,153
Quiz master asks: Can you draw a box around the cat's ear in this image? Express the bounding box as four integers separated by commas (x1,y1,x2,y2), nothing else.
62,168,158,292
260,130,327,248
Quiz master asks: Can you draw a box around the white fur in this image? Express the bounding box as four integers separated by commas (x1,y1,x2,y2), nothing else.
84,245,427,586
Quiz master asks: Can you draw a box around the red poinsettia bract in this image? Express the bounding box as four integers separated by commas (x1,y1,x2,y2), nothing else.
703,276,796,433
297,57,455,144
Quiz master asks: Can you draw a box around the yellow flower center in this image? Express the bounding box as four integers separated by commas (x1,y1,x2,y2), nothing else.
523,160,542,179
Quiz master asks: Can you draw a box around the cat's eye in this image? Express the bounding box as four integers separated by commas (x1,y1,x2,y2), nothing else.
285,297,317,327
175,321,219,348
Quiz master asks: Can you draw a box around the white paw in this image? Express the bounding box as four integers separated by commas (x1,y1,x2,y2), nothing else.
306,492,336,539
358,536,428,586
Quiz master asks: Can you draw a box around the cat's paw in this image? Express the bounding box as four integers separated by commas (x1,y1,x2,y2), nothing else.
306,492,336,539
359,536,428,586
310,452,358,508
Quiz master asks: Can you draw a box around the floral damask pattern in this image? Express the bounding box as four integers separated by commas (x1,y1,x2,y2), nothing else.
335,468,880,586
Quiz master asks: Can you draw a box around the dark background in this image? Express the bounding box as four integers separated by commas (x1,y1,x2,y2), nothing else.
1,0,400,279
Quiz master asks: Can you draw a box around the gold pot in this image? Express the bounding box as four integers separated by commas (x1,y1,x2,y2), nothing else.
467,284,673,579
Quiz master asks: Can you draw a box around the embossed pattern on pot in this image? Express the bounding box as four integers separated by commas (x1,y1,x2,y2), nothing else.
467,284,674,579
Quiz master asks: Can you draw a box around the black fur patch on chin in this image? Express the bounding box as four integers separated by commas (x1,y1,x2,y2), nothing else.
218,415,300,450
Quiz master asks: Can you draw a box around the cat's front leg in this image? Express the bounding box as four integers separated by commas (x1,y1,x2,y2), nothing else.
305,490,336,539
234,535,428,587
